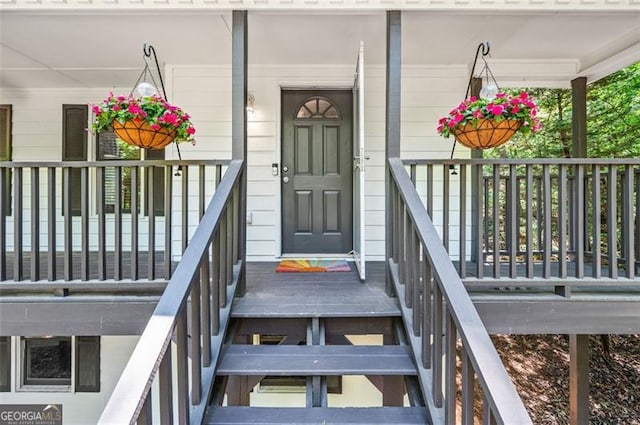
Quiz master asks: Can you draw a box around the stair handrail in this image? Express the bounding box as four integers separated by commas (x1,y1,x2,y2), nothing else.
388,157,532,424
98,159,245,425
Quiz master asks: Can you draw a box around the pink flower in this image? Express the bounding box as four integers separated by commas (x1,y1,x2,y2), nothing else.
496,92,506,99
92,105,101,114
186,126,196,135
472,110,483,119
150,123,161,131
128,104,142,115
162,112,179,126
117,96,126,102
448,114,464,128
487,104,504,115
112,104,121,111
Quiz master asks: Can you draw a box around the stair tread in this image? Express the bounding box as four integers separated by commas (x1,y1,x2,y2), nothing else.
204,407,430,424
217,345,417,376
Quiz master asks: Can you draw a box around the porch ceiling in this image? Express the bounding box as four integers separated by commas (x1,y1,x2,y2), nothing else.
1,10,638,89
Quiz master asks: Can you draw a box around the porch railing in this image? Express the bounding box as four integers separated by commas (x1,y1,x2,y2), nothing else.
404,159,640,294
98,159,244,425
0,159,228,283
389,158,532,424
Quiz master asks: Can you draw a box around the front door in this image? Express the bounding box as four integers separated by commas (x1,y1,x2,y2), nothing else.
281,90,353,254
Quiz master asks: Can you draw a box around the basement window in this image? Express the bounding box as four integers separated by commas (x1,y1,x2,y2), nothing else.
21,337,72,388
15,336,100,392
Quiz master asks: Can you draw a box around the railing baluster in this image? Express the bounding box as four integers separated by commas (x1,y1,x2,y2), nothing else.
114,167,122,280
158,342,174,424
406,218,414,310
62,167,71,282
398,202,405,285
232,184,239,264
422,247,431,368
201,253,212,366
443,165,450,253
30,167,40,281
97,167,106,280
475,166,484,278
182,165,189,253
525,166,534,278
607,166,618,278
176,308,190,424
558,165,568,280
492,165,500,278
508,164,517,278
575,164,585,280
14,167,23,281
211,226,221,335
461,345,475,425
635,168,640,276
191,274,202,405
392,184,399,261
219,207,228,299
432,282,443,408
47,168,56,281
226,202,233,284
148,166,156,280
81,167,89,281
543,165,552,278
412,225,420,336
592,166,602,278
536,175,543,256
445,313,456,425
164,165,173,279
623,165,634,278
459,164,467,277
484,175,490,267
426,164,433,217
131,166,139,280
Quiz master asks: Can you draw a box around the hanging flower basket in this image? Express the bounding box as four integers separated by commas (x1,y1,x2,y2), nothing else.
452,118,521,150
438,92,540,150
92,93,196,150
112,118,176,150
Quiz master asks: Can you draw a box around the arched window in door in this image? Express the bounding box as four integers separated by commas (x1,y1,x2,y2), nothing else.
295,97,341,119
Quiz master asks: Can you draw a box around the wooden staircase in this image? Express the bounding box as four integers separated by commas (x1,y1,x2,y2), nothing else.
204,318,430,424
203,263,431,424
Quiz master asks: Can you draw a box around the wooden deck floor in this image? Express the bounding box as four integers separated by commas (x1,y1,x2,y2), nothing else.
232,262,401,318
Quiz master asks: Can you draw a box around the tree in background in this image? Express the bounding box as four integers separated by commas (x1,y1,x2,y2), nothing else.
489,62,640,159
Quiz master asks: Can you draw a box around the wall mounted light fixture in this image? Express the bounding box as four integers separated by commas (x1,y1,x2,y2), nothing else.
246,93,255,114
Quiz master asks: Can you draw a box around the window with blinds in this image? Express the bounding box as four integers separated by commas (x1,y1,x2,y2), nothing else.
96,131,140,213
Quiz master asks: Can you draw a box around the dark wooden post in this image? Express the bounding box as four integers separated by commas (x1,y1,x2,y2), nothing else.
569,77,589,425
232,10,248,296
571,77,587,158
570,334,589,425
385,10,401,296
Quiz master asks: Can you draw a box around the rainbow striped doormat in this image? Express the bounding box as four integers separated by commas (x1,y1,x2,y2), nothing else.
276,259,351,273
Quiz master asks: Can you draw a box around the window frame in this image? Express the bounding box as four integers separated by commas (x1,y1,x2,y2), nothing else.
18,336,73,391
4,336,101,393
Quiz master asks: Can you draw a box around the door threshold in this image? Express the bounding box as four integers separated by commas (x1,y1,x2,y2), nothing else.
278,253,354,261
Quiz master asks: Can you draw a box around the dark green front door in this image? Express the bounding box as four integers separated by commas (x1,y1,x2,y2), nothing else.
281,90,353,254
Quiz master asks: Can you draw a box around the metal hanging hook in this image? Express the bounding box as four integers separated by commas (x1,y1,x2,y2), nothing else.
451,41,491,163
142,44,168,101
142,43,182,174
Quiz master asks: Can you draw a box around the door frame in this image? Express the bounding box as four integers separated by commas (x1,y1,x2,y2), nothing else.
276,85,354,258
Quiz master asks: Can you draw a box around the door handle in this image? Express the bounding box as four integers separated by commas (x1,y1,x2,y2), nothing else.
283,176,290,183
